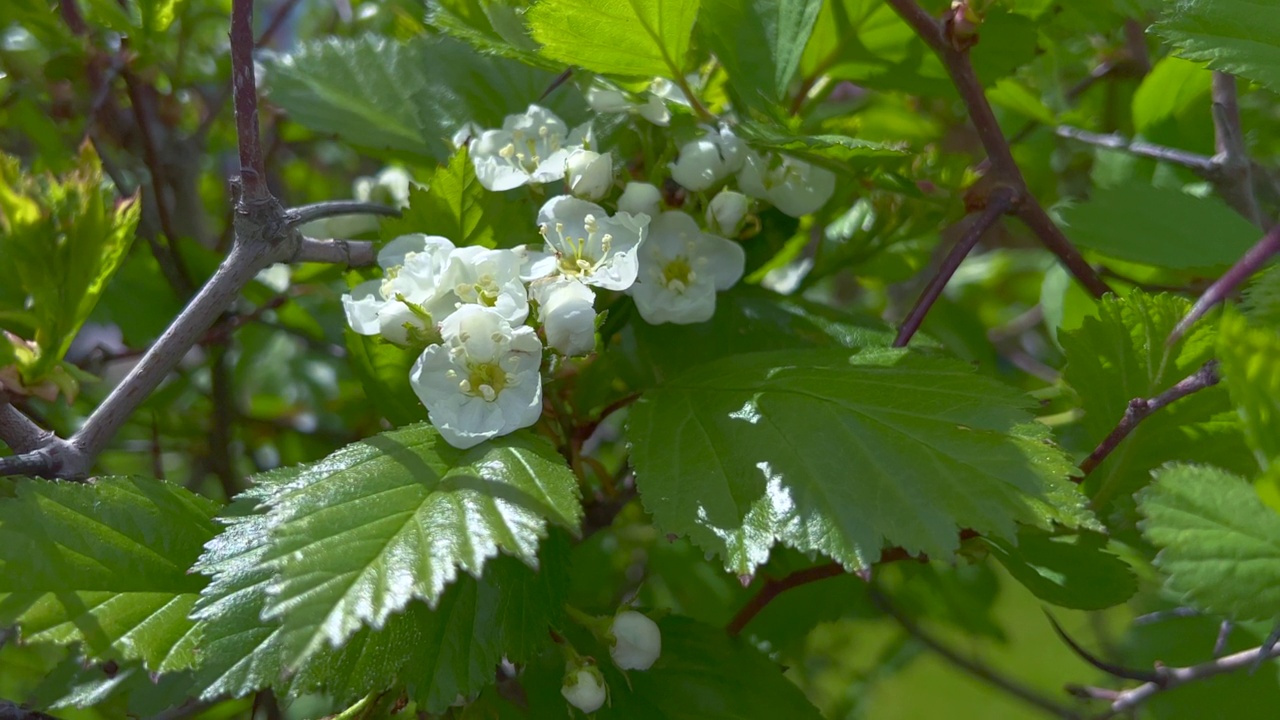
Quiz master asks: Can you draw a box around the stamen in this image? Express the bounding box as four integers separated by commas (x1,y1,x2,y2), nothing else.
479,384,497,401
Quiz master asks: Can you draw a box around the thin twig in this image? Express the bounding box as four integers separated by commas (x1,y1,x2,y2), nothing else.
231,0,267,199
1211,72,1263,227
894,187,1016,347
1054,126,1219,176
285,200,401,227
1169,223,1280,344
1046,613,1161,683
872,588,1082,719
1095,642,1280,717
1077,361,1221,477
726,563,844,636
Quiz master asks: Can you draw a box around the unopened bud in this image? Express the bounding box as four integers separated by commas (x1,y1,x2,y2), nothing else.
566,149,614,201
561,662,607,713
705,189,749,237
609,610,662,671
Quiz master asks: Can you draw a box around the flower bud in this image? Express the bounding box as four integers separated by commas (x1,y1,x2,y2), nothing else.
705,189,749,236
561,663,607,713
669,126,745,192
566,149,614,201
609,610,662,671
536,278,597,356
585,85,631,114
617,182,662,217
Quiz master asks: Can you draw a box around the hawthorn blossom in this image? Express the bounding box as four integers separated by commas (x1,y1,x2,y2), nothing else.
533,278,597,356
705,189,749,236
565,148,614,201
617,182,662,217
409,305,543,449
585,78,689,126
526,195,649,291
737,151,836,217
609,610,662,671
669,125,745,192
561,662,607,713
629,211,744,325
470,105,591,191
442,246,529,325
341,234,456,346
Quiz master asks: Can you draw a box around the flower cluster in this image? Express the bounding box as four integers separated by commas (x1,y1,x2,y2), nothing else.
560,609,663,713
342,98,836,449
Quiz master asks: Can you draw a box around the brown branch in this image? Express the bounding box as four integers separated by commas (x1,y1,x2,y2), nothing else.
1077,361,1221,477
231,0,267,200
872,588,1082,719
894,187,1016,347
725,563,844,636
1170,223,1280,344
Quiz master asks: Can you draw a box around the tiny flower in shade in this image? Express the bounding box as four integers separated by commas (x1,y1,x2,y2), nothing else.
617,182,662,217
341,234,457,346
609,610,662,671
409,305,543,449
629,211,745,325
526,195,649,291
705,189,749,237
669,125,746,192
471,105,591,191
565,148,614,201
300,166,416,239
737,151,836,217
442,246,529,325
561,662,607,714
533,277,597,356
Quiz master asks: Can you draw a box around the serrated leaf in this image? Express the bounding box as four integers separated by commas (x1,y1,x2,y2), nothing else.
1058,181,1258,272
984,528,1137,610
629,348,1095,575
379,148,536,248
737,121,910,174
697,0,822,112
264,35,583,163
427,0,555,69
527,0,699,78
1218,312,1280,469
1155,0,1280,94
1243,264,1280,328
0,477,219,672
1140,464,1280,622
256,424,581,665
1061,291,1252,513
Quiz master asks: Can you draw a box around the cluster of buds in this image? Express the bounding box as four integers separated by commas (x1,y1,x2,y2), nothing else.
560,609,663,714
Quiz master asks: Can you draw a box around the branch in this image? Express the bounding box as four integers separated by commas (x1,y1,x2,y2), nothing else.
1097,642,1280,717
1054,126,1219,176
1077,361,1221,477
1169,222,1280,345
0,399,51,454
285,200,401,227
1211,72,1264,227
295,237,376,267
0,699,59,720
725,563,844,636
871,588,1082,719
894,187,1016,347
231,0,267,199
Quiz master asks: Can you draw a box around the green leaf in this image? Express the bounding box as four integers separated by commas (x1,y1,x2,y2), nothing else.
1060,291,1252,513
0,477,219,672
428,0,556,70
984,528,1137,610
1155,0,1280,94
1058,181,1258,272
256,424,581,665
1139,464,1280,622
379,148,536,248
1243,264,1280,328
343,328,426,427
0,146,139,382
527,0,700,78
1218,312,1280,468
264,35,583,163
736,122,911,175
629,348,1094,575
1131,56,1213,135
697,0,822,112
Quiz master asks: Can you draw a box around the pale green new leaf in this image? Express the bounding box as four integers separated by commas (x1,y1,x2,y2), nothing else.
1140,464,1280,622
1155,0,1280,94
737,122,910,175
257,424,581,665
1058,181,1258,272
1218,312,1280,468
1061,291,1252,512
629,348,1095,576
0,477,219,672
698,0,823,112
527,0,700,78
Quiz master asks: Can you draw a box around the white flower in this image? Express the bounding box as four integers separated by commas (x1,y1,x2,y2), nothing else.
561,663,607,714
617,182,662,217
443,246,529,325
630,211,744,325
610,610,661,671
585,78,689,127
450,121,483,150
669,126,746,192
585,85,632,114
300,166,416,238
409,305,543,449
471,105,591,191
737,151,836,217
533,278,597,356
565,149,614,201
705,189,749,236
527,195,649,291
341,234,457,346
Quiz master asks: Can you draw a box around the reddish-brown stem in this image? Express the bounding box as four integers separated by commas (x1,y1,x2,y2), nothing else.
1014,201,1112,297
1170,223,1280,344
725,563,844,636
894,188,1016,347
231,0,267,199
1077,361,1220,478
